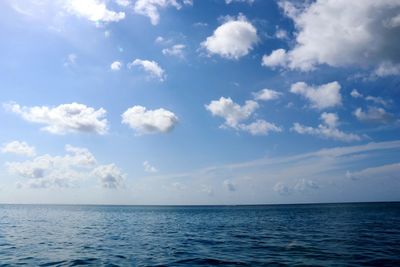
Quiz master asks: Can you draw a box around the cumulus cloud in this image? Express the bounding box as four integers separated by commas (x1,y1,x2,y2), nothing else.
143,161,158,173
7,145,96,188
162,44,185,58
351,89,363,99
4,102,108,135
292,112,362,142
290,81,342,109
1,141,36,157
128,59,166,81
354,107,394,124
205,97,258,128
122,106,178,135
110,61,122,71
65,0,125,23
7,145,126,189
133,0,192,25
262,49,288,68
201,15,258,59
205,97,281,135
253,88,282,101
92,163,126,189
262,1,400,73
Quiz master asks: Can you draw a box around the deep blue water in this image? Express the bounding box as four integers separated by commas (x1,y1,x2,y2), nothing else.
0,203,400,266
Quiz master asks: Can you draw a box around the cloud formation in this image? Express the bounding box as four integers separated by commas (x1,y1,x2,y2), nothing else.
292,112,362,142
205,97,258,128
202,15,258,59
4,102,108,135
262,1,400,73
290,81,341,109
65,0,125,23
133,0,192,25
128,59,166,81
253,88,282,101
162,44,185,58
92,163,126,189
122,106,178,135
110,61,122,71
354,107,394,124
205,97,281,135
7,145,126,189
1,141,36,157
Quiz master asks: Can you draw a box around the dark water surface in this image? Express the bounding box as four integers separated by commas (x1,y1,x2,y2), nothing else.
0,202,400,266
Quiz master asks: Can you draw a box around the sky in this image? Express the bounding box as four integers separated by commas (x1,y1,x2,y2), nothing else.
0,0,399,205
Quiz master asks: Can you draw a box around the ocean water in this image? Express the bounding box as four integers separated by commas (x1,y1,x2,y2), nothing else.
0,203,400,266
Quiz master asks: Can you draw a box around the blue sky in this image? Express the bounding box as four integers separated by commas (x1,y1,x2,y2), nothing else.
0,0,399,205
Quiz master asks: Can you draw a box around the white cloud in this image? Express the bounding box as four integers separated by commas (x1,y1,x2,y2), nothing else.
155,36,165,43
162,44,185,58
115,0,130,7
290,81,342,109
128,59,166,81
4,102,108,135
263,1,400,73
110,61,122,71
351,89,363,99
7,145,98,188
223,180,236,191
261,49,287,68
133,0,191,25
354,107,394,124
205,97,281,135
205,97,258,128
92,163,126,189
143,161,158,173
351,89,389,107
201,15,258,59
275,28,288,40
365,96,389,107
238,120,282,136
65,0,125,23
374,62,400,77
7,144,126,189
1,141,36,157
122,106,178,135
253,88,282,101
292,112,362,142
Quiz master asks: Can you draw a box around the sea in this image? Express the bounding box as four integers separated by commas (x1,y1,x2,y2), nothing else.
0,202,399,266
